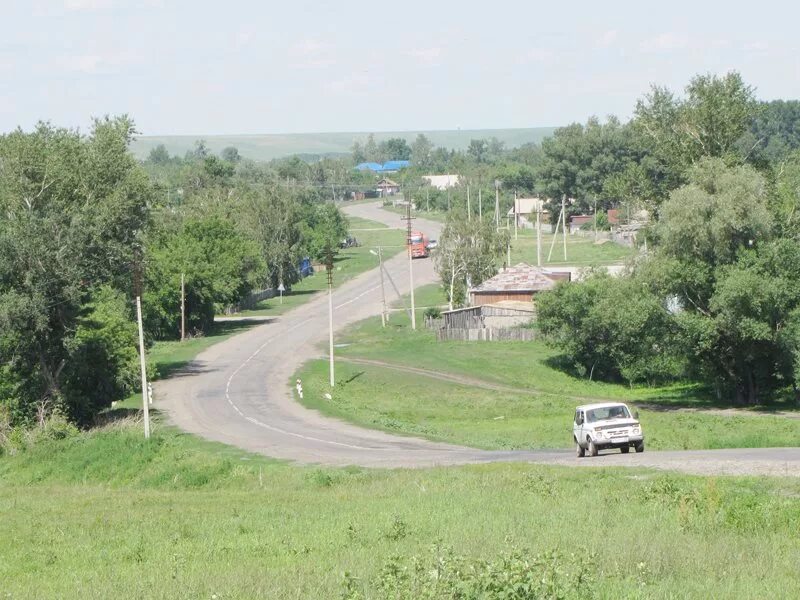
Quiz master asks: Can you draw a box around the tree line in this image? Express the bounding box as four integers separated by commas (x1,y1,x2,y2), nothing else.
0,118,347,429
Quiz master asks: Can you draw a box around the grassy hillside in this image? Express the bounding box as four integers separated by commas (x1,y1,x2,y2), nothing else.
3,423,800,598
130,127,557,161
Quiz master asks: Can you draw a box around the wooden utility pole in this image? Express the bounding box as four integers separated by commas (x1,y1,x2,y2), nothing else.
136,296,151,439
180,273,186,342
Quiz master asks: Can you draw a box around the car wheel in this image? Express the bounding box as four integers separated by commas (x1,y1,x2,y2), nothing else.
635,441,645,453
588,438,598,457
576,441,585,458
620,446,630,454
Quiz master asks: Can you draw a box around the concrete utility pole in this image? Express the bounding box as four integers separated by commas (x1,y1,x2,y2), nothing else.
180,272,185,342
536,204,542,267
562,195,568,261
494,180,501,231
403,202,417,330
593,197,598,242
136,296,151,439
547,205,563,262
371,247,388,327
325,250,335,387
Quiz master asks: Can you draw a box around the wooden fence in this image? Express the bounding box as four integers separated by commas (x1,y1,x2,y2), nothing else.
435,328,536,342
224,288,276,314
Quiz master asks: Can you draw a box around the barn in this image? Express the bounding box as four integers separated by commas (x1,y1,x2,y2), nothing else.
468,263,570,307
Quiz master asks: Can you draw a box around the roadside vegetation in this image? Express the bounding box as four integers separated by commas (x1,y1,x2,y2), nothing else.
295,284,800,452
2,423,800,598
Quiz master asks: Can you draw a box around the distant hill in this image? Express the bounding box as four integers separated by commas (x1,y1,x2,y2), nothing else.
129,128,557,162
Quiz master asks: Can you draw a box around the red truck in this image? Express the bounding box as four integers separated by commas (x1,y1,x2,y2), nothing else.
408,231,429,258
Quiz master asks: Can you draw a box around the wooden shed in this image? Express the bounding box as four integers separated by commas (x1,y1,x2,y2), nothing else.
469,263,570,307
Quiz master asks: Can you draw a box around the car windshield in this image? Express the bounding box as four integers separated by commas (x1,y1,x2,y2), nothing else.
410,235,423,244
586,406,630,422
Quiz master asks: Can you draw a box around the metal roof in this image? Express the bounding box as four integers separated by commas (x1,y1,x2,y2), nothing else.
470,263,565,294
355,162,384,171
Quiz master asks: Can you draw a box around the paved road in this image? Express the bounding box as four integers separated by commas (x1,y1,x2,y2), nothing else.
157,202,800,476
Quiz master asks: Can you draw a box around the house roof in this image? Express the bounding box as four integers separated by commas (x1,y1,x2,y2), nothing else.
470,263,565,294
422,174,460,190
355,162,383,172
382,160,410,171
376,178,399,187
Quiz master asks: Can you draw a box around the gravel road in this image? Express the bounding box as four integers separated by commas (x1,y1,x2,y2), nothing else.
156,202,800,477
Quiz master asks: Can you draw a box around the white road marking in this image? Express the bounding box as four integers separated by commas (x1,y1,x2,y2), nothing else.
223,317,373,450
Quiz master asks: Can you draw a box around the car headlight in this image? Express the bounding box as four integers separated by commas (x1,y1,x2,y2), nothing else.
632,428,640,434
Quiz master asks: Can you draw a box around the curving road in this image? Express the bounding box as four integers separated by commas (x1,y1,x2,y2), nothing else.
157,202,800,476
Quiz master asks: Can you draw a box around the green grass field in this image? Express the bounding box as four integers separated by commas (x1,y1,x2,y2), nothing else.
295,284,800,451
130,127,556,162
2,423,800,598
228,216,406,318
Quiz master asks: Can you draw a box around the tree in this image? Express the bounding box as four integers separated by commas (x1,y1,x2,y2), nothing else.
0,116,152,425
745,100,800,163
147,144,171,164
411,134,434,170
434,213,507,309
221,146,241,163
642,158,779,403
537,274,681,383
379,137,411,161
467,139,489,164
634,71,759,194
186,139,210,160
364,134,379,162
351,141,366,164
145,216,263,337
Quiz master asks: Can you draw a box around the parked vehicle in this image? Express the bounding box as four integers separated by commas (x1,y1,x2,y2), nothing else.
408,231,429,258
573,402,644,457
425,239,438,250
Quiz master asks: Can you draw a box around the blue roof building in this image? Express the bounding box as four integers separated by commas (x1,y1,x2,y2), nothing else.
355,162,384,172
381,160,410,172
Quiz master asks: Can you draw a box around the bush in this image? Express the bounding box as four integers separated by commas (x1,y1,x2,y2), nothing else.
423,306,441,320
537,273,685,384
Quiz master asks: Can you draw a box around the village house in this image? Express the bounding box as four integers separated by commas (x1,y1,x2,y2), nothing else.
376,178,400,196
422,174,460,190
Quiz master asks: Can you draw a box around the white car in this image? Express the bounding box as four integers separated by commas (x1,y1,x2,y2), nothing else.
573,402,644,457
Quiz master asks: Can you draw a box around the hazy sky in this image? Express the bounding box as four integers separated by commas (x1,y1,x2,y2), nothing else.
2,0,799,136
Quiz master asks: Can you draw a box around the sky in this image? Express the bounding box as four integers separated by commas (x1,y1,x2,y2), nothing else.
2,0,799,136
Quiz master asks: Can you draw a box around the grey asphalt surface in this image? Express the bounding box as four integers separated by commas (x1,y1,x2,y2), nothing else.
157,202,800,476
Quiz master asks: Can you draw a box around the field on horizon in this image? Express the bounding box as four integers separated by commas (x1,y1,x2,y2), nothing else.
130,127,557,161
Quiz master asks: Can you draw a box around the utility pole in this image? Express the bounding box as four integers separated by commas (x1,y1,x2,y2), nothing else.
403,202,417,330
593,197,598,242
136,296,151,439
467,185,471,220
562,195,568,261
494,180,500,231
180,272,185,342
426,188,430,212
371,247,388,327
536,204,542,267
547,205,563,262
325,249,335,387
513,191,518,240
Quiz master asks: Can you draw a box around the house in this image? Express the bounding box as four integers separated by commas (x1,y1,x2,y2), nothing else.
506,197,552,232
469,263,570,307
569,209,620,234
376,178,400,196
422,174,460,190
